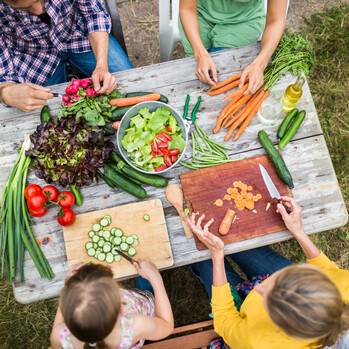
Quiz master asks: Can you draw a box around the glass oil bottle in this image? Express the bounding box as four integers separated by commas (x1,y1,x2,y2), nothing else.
282,76,305,112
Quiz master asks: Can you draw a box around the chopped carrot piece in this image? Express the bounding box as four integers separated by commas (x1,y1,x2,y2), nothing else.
237,206,245,211
233,181,239,187
235,194,243,201
256,194,262,199
246,192,253,200
232,188,238,194
215,199,223,207
245,201,255,210
227,187,234,195
247,186,253,191
241,190,247,197
241,184,248,191
253,196,258,202
223,194,232,201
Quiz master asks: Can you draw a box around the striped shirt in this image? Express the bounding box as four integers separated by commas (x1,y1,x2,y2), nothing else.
0,0,111,85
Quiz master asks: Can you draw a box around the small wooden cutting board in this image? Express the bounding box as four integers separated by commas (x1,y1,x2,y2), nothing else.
62,199,173,278
180,154,293,250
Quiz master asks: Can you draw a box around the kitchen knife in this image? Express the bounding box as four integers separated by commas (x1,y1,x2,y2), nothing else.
259,164,291,212
113,248,136,264
51,92,63,98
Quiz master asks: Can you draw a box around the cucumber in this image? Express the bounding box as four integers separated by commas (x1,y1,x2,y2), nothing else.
277,108,298,139
105,162,143,186
103,163,147,199
110,106,133,121
279,111,306,149
258,130,294,189
124,92,169,104
101,173,119,191
109,152,168,188
104,122,116,136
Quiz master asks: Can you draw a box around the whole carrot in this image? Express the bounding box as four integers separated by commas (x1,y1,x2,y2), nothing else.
208,80,240,96
223,82,249,101
233,90,270,141
110,93,161,107
210,72,242,90
222,94,253,127
219,209,236,235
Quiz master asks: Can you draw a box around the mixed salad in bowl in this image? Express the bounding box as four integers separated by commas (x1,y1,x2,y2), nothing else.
120,105,186,172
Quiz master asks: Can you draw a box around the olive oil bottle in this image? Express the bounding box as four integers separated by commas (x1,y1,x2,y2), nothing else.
282,76,305,112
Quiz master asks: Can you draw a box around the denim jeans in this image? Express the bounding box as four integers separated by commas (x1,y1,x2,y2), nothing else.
189,246,293,299
44,34,133,86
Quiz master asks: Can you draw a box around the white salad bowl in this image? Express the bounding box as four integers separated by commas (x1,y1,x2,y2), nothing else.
116,101,188,174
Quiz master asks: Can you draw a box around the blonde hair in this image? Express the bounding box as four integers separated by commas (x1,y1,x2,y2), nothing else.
60,264,122,349
266,264,349,347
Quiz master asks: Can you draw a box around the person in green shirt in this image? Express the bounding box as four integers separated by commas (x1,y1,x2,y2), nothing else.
179,0,288,94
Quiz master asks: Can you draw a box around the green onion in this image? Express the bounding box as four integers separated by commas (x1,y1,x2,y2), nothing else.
0,135,54,282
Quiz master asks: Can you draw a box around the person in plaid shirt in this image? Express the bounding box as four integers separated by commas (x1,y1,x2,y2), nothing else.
0,0,133,112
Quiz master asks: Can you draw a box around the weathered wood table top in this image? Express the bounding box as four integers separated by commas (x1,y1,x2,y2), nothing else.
0,43,347,304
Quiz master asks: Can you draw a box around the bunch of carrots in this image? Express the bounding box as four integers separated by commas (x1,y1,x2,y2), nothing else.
208,73,270,142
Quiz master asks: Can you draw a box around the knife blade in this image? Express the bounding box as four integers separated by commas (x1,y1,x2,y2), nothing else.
259,164,281,200
51,92,63,98
113,248,136,264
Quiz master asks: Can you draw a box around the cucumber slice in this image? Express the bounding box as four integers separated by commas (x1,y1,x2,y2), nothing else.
103,230,111,240
110,227,117,235
97,253,106,262
132,239,139,247
85,242,93,250
103,215,112,224
106,253,114,263
114,255,122,262
98,230,104,237
96,247,103,253
113,237,122,246
103,244,111,253
87,248,96,256
93,243,98,249
94,250,101,258
88,230,95,238
92,235,99,243
114,228,123,237
100,218,110,227
112,248,119,255
143,214,150,221
120,242,129,251
121,236,127,243
93,223,101,232
128,247,136,257
131,234,138,240
126,236,134,245
97,240,105,247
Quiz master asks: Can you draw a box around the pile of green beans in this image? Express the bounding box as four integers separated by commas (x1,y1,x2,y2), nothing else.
0,136,54,282
180,122,241,169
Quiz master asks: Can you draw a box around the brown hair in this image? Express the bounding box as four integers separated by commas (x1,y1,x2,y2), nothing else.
60,264,122,349
266,264,349,347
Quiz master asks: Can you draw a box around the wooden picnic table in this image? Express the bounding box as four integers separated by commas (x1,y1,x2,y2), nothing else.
0,43,347,304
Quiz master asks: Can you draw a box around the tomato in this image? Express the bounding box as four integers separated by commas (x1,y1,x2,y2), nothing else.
156,134,168,143
161,131,172,141
27,193,47,211
57,208,76,226
29,207,48,217
41,185,58,201
165,125,172,132
164,154,173,167
56,191,75,208
169,148,179,156
155,164,167,172
25,184,42,200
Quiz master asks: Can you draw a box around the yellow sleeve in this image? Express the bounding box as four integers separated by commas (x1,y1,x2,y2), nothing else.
307,251,339,272
211,283,250,347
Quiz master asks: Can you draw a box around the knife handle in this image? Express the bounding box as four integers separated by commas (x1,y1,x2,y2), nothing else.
279,199,291,214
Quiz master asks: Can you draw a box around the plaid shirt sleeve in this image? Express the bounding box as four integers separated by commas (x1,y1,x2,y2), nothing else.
77,0,112,36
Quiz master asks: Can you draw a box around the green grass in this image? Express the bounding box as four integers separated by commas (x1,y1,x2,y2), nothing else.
1,4,348,348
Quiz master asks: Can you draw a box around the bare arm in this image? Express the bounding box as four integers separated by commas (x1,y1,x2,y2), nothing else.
240,0,288,94
179,0,217,86
87,31,117,94
133,260,174,340
276,196,321,259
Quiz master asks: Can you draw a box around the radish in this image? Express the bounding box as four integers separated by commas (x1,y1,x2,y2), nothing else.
69,84,79,94
86,88,95,97
71,95,80,100
84,78,92,85
80,80,89,88
93,91,99,97
62,96,70,103
72,79,81,87
65,86,72,95
66,101,73,106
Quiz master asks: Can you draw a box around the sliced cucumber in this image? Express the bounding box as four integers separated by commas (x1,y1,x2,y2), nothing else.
114,255,122,262
126,236,134,245
88,230,95,238
120,242,129,251
98,230,104,237
132,239,139,246
143,214,150,221
100,218,110,227
121,236,127,243
103,244,111,253
87,248,96,256
128,247,136,257
103,230,111,240
131,234,138,240
97,253,106,262
106,253,114,263
97,240,105,247
113,236,122,246
103,215,112,224
92,235,99,243
92,223,101,232
113,228,123,237
94,250,101,258
112,248,119,255
93,243,98,249
85,242,94,250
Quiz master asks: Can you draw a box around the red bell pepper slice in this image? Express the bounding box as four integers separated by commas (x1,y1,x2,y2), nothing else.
161,131,172,141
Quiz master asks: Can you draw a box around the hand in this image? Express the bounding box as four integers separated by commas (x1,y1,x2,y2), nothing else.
65,262,85,282
133,259,162,283
91,67,117,95
187,213,224,258
195,52,218,86
239,60,265,94
276,196,305,237
1,83,53,112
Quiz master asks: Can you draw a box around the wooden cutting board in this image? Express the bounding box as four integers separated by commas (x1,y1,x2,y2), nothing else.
180,154,293,250
62,199,173,278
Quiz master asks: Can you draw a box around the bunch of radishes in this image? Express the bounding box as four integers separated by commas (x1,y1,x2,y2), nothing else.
62,78,98,106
